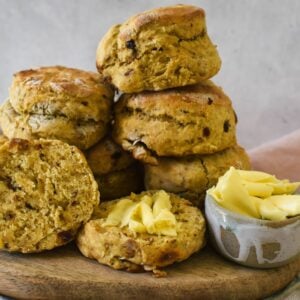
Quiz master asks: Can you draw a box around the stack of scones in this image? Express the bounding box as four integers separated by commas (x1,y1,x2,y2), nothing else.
0,5,250,270
97,4,250,207
0,66,143,201
0,5,249,207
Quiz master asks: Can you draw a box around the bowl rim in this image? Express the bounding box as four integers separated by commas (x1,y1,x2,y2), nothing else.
205,193,300,228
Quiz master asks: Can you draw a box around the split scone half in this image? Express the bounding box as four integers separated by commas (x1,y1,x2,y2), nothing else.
77,190,206,275
0,138,99,253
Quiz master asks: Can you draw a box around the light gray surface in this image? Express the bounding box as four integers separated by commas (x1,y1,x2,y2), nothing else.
0,0,299,149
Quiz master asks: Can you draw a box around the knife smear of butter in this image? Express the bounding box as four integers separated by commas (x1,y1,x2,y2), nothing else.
103,190,177,236
208,167,300,221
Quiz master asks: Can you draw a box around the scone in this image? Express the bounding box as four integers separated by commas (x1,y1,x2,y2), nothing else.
96,5,221,92
95,165,143,200
144,146,250,207
0,66,114,149
86,137,135,175
86,137,143,200
113,81,237,164
77,190,206,275
0,138,99,253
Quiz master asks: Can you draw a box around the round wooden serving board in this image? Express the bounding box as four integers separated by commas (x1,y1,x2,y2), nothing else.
0,244,299,300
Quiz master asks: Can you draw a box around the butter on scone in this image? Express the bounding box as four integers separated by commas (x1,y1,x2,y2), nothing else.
77,190,206,275
0,138,99,253
113,81,237,163
144,145,250,207
0,66,114,149
103,190,177,236
96,5,221,93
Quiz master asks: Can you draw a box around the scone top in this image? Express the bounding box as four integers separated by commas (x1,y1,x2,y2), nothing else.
9,66,114,122
118,5,206,41
96,5,221,93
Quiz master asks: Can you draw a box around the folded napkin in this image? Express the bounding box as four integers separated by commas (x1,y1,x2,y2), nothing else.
249,129,300,299
249,129,300,181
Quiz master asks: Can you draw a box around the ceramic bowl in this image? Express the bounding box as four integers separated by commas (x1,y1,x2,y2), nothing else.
205,193,300,268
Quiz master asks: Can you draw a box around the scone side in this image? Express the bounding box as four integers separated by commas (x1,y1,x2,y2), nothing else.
144,145,250,207
0,100,108,150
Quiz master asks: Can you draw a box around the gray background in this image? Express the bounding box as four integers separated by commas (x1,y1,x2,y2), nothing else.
0,0,299,149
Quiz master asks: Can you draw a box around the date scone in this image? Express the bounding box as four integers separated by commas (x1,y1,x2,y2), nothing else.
86,137,143,200
0,138,99,253
144,146,250,207
0,66,114,149
113,81,237,164
77,190,206,275
96,5,221,93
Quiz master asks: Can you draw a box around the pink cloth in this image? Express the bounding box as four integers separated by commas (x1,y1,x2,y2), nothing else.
248,129,300,181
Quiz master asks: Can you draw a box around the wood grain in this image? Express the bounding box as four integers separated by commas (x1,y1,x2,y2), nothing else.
0,244,299,300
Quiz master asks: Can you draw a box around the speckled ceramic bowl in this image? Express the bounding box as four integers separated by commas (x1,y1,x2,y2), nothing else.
205,193,300,268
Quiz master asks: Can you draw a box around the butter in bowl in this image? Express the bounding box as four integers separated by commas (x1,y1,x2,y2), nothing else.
205,167,300,268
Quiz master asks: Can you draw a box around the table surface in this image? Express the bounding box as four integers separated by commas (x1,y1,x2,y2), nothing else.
0,244,299,300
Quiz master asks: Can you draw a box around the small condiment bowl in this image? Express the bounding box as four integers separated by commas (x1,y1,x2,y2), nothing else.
205,193,300,268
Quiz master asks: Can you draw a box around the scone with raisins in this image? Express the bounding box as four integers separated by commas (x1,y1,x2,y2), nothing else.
96,5,221,93
113,81,237,164
77,190,205,275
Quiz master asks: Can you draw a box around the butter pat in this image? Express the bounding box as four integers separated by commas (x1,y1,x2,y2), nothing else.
208,167,300,221
103,191,177,236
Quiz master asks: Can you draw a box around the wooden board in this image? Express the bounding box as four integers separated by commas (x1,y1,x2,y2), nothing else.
0,243,299,300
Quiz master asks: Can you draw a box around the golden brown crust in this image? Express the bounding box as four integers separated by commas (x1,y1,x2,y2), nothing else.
85,137,134,175
113,81,237,162
10,66,114,122
76,191,206,273
119,5,205,40
96,5,221,92
144,145,251,207
0,138,99,253
0,100,107,150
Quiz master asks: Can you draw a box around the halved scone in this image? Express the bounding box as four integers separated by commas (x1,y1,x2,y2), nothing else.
0,138,99,253
77,190,206,275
